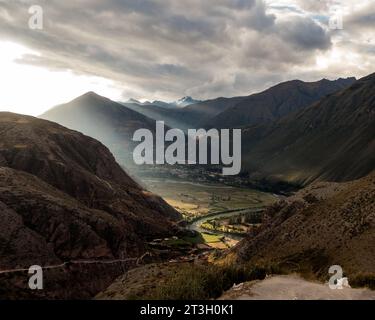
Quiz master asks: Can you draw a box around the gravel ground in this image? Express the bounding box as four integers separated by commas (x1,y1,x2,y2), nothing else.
219,275,375,300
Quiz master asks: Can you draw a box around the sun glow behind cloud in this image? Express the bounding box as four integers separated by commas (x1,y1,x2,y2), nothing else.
0,41,123,116
0,0,374,115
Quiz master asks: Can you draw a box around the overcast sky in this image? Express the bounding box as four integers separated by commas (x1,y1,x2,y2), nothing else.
0,0,374,115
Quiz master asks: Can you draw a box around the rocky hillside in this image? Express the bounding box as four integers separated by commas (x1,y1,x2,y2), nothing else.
227,171,375,282
0,112,181,299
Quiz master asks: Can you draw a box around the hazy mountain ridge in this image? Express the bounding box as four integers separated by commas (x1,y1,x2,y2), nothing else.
119,101,190,130
121,78,356,131
182,96,247,127
125,96,200,109
40,92,158,169
120,96,206,130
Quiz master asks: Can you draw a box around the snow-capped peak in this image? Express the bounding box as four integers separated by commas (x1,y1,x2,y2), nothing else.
173,96,201,107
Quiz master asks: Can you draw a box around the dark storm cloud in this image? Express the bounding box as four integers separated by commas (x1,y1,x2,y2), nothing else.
0,0,339,100
278,16,331,50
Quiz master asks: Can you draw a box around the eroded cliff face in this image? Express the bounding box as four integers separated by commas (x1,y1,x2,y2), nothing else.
0,112,181,299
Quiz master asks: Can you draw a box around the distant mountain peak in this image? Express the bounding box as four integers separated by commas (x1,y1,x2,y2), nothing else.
126,98,141,104
81,91,101,98
319,76,356,83
125,98,157,106
173,96,201,107
122,96,202,109
180,96,193,100
338,76,356,81
152,100,168,105
75,91,109,104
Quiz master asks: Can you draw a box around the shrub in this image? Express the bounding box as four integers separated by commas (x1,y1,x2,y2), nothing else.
351,273,375,290
143,263,273,300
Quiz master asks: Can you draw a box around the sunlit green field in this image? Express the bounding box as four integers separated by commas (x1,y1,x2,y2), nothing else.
145,178,276,218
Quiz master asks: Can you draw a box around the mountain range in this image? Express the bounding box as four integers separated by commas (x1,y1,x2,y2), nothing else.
240,73,375,185
125,96,201,109
122,78,356,131
40,75,371,188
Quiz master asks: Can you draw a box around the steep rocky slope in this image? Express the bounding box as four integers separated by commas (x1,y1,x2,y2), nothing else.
0,112,181,299
227,171,375,281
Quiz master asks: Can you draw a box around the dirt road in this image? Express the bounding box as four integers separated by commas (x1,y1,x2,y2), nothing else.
219,275,375,300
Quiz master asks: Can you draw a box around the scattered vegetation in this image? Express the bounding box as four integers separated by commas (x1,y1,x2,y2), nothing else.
200,232,223,244
351,273,375,290
132,262,283,300
200,211,263,235
181,233,205,244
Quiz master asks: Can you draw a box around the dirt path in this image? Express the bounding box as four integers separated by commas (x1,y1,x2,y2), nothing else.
219,275,375,300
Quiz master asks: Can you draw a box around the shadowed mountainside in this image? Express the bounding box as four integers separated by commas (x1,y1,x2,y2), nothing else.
180,96,246,127
205,77,356,129
240,73,375,185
